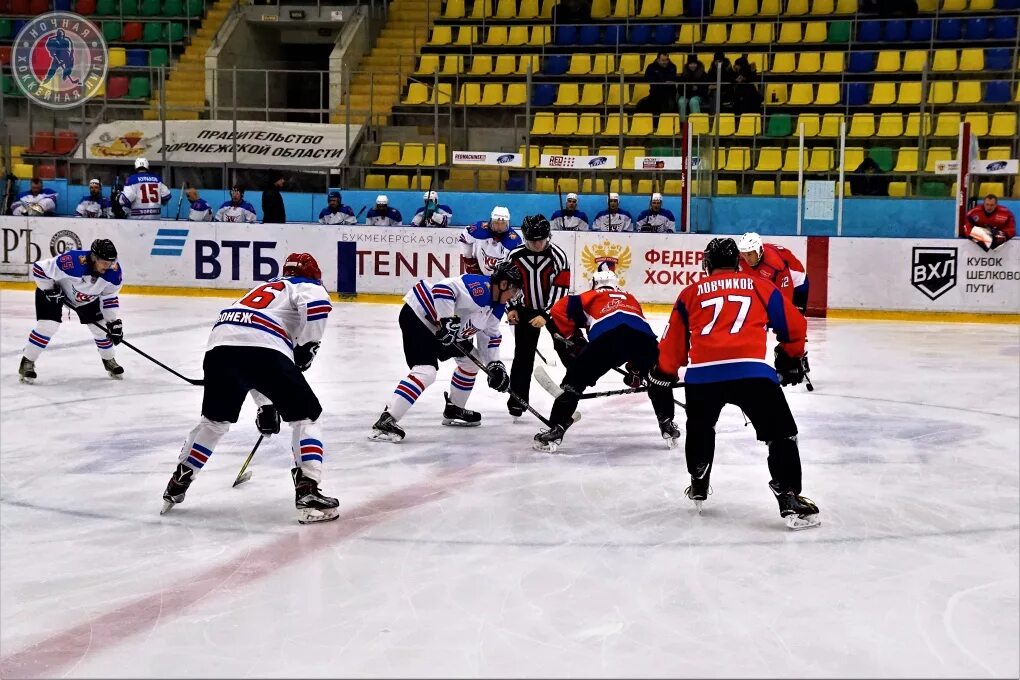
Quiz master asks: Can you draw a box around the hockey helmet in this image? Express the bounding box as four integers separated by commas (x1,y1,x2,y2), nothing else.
282,252,322,282
91,238,118,262
703,238,741,274
490,206,510,224
650,192,663,208
375,194,389,205
737,231,764,257
591,262,619,290
522,214,551,242
423,190,439,202
328,190,341,202
490,259,523,290
134,157,149,170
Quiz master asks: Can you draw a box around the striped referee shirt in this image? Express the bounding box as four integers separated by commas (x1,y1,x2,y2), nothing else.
506,242,571,311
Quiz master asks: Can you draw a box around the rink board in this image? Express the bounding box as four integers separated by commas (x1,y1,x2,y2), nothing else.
0,217,1016,314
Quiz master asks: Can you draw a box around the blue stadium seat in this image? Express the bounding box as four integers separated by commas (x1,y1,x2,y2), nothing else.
937,18,962,41
577,24,600,45
603,24,624,45
847,51,875,73
845,82,867,106
53,0,73,8
858,20,882,42
686,0,706,16
532,84,556,106
126,49,148,66
984,81,1011,104
964,18,989,40
991,17,1017,40
12,20,28,36
652,24,676,45
908,19,932,42
995,0,1019,8
627,24,652,44
985,48,1011,70
505,175,526,192
883,20,906,42
554,24,577,45
543,54,569,75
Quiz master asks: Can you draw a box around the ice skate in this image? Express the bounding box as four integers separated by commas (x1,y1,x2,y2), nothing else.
442,391,481,427
684,464,712,513
102,357,124,379
369,409,405,442
160,463,194,515
533,424,566,453
658,417,681,449
292,468,339,524
508,402,525,422
769,481,821,530
18,357,36,384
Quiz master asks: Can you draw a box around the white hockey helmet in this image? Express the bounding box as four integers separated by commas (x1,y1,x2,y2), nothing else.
134,157,149,170
591,262,619,290
566,192,578,201
608,192,620,201
423,190,439,201
737,232,764,256
651,192,663,203
490,206,510,223
376,194,389,205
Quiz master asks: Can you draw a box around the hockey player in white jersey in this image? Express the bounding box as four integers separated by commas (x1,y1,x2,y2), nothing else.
185,186,213,221
119,158,171,219
635,193,676,233
160,252,340,524
365,195,402,226
75,179,113,218
411,190,454,227
550,192,590,231
318,190,357,225
459,206,523,275
591,193,634,232
18,239,125,383
215,184,258,223
10,177,58,216
369,260,522,442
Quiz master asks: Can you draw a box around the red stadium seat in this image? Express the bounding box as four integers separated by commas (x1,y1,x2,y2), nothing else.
75,0,97,12
10,0,30,13
121,21,143,41
0,47,11,67
54,130,78,155
106,75,129,98
29,0,49,13
36,163,57,180
27,131,56,155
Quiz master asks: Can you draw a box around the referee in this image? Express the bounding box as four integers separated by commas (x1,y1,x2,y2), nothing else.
505,214,574,418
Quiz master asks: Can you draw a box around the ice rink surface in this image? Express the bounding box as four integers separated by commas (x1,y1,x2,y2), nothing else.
0,288,1017,679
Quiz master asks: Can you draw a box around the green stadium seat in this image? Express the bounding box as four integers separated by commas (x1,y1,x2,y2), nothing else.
920,182,949,197
97,0,119,13
868,147,894,172
827,21,851,43
140,0,160,14
0,20,12,39
149,47,169,67
162,0,183,14
121,0,139,14
126,75,151,99
143,21,162,41
164,22,184,41
765,113,792,137
186,0,203,15
102,21,123,41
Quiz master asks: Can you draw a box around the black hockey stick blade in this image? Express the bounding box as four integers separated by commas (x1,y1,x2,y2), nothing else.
609,366,686,409
456,346,554,428
232,435,264,487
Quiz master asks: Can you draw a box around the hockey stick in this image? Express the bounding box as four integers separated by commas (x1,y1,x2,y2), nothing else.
173,182,187,221
805,373,814,392
608,366,686,409
535,365,682,399
454,344,554,428
231,435,263,487
356,205,367,222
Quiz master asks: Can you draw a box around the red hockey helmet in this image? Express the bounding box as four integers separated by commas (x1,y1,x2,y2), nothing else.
282,252,322,281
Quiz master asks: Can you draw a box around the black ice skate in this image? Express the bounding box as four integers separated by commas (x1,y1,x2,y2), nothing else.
508,399,525,421
102,358,124,379
769,481,821,530
684,463,712,513
442,391,481,427
658,417,682,449
292,467,340,524
369,409,405,442
160,463,195,515
533,424,566,453
18,357,36,384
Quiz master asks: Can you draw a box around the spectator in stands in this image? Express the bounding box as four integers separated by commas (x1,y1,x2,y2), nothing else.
411,190,454,227
706,51,734,111
731,55,763,115
215,185,258,223
849,158,890,197
677,54,708,122
963,194,1015,251
636,52,678,120
552,0,591,28
75,179,112,219
319,190,358,225
591,192,634,232
366,195,403,226
262,170,287,224
635,193,676,233
10,178,58,216
550,192,589,231
185,186,213,222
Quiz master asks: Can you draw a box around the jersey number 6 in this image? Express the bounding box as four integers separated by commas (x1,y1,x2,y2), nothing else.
239,281,286,310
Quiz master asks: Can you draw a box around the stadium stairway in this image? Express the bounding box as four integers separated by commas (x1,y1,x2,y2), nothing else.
142,0,231,120
333,0,438,126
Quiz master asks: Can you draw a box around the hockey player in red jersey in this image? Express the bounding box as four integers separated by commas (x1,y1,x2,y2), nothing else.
533,264,675,452
736,232,809,314
650,238,820,529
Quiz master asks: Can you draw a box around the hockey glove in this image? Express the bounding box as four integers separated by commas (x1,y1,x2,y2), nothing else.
256,404,281,435
105,319,124,345
436,317,461,346
44,286,65,306
294,341,320,372
622,362,643,389
454,337,475,356
774,346,805,387
486,361,510,392
647,367,677,389
430,212,446,227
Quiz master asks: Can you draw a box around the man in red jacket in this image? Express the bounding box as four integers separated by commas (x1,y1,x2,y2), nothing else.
963,194,1015,251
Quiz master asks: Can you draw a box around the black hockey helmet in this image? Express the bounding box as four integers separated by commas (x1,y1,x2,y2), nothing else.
522,214,551,241
490,260,523,290
90,238,118,262
703,237,739,274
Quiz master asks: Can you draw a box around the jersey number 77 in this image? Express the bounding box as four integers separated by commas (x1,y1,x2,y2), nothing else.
700,294,751,335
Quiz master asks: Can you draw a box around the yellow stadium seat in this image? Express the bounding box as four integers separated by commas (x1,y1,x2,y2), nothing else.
373,142,401,166
428,26,452,45
387,175,410,191
786,0,809,13
812,0,835,12
554,83,580,106
629,114,655,136
688,113,710,135
870,82,897,106
933,112,961,138
578,113,602,136
990,112,1017,137
540,0,556,16
364,174,387,190
403,82,429,105
597,146,621,162
606,84,630,106
744,52,767,72
902,50,926,72
443,0,465,17
528,26,552,45
632,83,650,101
782,148,803,172
567,145,589,157
796,52,820,73
904,112,932,137
591,0,611,16
677,23,702,44
978,182,1005,197
424,144,447,166
772,53,796,73
803,21,826,42
986,147,1011,161
517,55,540,75
756,147,783,171
760,0,780,13
397,143,424,166
612,0,636,19
814,83,839,105
928,82,954,105
735,0,757,14
567,54,591,76
494,0,516,17
509,26,531,45
735,114,762,136
557,178,580,194
654,113,682,136
542,145,564,157
623,146,645,168
941,0,965,8
582,178,607,193
662,179,682,193
108,47,126,68
819,113,844,137
932,50,957,72
469,0,492,17
468,55,491,75
844,147,864,171
662,0,683,15
457,83,480,105
592,54,615,75
780,181,800,196
714,113,737,136
531,112,555,135
454,26,478,45
484,25,507,45
968,0,995,8
796,113,820,136
427,83,450,104
604,113,626,136
765,83,788,104
717,180,739,195
752,180,776,195
580,83,604,106
618,54,643,75
638,0,661,15
848,113,875,137
876,112,904,137
518,0,539,16
725,147,751,171
916,0,936,8
958,48,983,72
504,83,527,105
888,182,910,197
535,177,555,193
964,112,989,137
704,24,728,44
492,55,515,76
554,113,579,135
480,83,503,106
874,51,900,73
834,0,856,12
751,23,774,43
715,148,727,169
954,81,981,105
924,147,952,173
777,22,803,43
441,55,464,74
713,0,734,14
636,179,655,195
518,145,539,168
820,52,843,73
729,23,752,44
896,82,922,105
808,148,834,171
788,83,814,105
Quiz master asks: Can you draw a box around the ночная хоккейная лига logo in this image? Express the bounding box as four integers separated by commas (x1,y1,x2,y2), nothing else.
12,13,108,109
